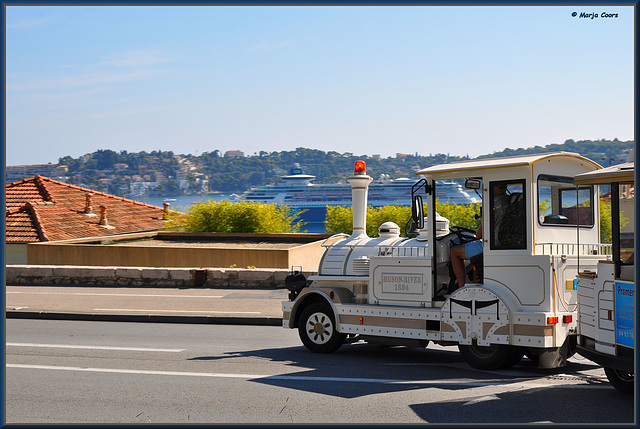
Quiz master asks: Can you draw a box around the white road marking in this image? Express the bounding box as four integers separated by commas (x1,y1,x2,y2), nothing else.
7,291,223,298
6,343,185,352
5,364,612,389
93,309,260,314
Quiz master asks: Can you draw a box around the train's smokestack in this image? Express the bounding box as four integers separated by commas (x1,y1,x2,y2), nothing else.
347,160,373,239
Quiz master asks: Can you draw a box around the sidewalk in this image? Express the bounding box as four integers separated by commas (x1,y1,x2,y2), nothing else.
5,285,289,326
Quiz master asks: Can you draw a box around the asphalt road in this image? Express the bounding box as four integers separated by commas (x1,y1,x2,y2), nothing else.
5,319,635,425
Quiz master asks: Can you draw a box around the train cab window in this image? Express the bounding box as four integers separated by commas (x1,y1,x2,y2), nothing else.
490,179,526,250
538,174,594,227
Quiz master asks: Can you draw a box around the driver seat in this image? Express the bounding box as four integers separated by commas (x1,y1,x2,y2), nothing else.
469,253,483,283
446,249,484,294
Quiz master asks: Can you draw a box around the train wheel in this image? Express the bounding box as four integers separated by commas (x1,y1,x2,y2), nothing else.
458,342,521,370
298,303,345,353
604,367,634,394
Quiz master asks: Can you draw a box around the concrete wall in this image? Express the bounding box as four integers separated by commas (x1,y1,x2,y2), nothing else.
5,265,315,289
29,243,294,269
26,231,331,270
6,243,27,265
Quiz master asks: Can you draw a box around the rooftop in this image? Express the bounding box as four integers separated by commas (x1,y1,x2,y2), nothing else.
6,175,168,243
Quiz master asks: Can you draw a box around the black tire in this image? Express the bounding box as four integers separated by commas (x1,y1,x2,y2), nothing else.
604,367,634,394
503,347,525,369
298,303,345,353
566,335,577,359
458,342,520,370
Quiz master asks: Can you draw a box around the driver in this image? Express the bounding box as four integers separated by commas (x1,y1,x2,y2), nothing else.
449,183,508,288
450,223,482,288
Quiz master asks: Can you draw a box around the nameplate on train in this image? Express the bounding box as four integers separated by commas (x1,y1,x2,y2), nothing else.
381,273,424,294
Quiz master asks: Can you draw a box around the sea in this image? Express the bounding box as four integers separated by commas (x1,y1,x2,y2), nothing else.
133,194,328,233
134,194,231,211
132,184,598,235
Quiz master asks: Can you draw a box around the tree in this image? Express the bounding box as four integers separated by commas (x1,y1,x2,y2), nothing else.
325,205,414,237
93,149,120,170
51,139,635,197
165,201,306,233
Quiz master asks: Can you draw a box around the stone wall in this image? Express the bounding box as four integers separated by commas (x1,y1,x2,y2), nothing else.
5,265,316,289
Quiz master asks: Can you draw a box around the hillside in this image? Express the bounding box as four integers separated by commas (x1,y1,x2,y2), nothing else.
8,139,634,197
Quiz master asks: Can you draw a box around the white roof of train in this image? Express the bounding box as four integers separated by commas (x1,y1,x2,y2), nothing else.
415,152,601,176
574,162,634,185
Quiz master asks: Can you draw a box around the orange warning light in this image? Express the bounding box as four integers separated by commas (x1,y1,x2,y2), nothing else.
354,160,366,174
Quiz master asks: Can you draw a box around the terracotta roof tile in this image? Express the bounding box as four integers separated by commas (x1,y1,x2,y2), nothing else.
6,175,170,243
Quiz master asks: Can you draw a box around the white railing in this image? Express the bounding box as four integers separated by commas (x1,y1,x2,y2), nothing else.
323,236,611,258
534,242,612,256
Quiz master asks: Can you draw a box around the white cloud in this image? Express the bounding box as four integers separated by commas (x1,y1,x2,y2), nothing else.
99,47,177,68
7,69,166,92
7,17,52,30
6,47,190,93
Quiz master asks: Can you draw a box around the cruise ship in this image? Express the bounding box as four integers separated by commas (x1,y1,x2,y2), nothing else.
236,164,479,232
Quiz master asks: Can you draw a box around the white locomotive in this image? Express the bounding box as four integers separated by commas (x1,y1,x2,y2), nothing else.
283,153,608,370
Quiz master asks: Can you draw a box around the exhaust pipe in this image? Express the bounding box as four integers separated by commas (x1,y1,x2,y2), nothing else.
347,160,373,239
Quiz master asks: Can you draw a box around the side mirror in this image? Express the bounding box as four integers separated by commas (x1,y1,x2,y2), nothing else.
465,178,481,190
411,195,424,230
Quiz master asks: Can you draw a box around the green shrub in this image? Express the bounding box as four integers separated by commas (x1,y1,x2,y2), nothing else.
169,198,613,243
368,205,414,236
435,201,482,231
600,198,612,243
325,202,483,237
324,206,353,235
325,205,414,237
165,200,307,233
599,197,629,244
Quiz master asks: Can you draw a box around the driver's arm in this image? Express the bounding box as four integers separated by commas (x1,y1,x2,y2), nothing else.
476,223,483,240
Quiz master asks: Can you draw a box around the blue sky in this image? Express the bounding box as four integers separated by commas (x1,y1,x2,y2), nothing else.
4,4,635,166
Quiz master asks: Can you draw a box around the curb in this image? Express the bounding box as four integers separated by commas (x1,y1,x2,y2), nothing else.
6,311,283,326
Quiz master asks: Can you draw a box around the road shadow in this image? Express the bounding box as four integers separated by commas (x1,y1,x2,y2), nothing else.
409,384,635,424
189,341,606,400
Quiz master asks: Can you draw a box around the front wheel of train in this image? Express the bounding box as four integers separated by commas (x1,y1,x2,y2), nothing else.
298,302,345,353
458,342,523,370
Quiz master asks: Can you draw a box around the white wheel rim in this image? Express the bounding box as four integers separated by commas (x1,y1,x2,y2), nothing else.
306,312,334,345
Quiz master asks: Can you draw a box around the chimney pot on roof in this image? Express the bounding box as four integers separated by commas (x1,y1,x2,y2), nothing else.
84,193,93,214
98,205,108,225
163,202,170,220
